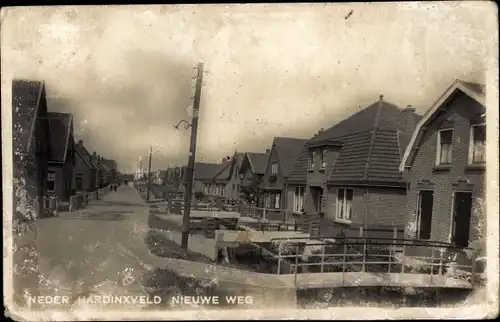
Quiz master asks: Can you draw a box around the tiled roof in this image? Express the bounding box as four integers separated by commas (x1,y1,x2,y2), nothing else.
273,137,308,178
247,152,269,175
47,112,73,163
459,80,485,96
12,80,45,153
193,162,224,181
100,159,117,171
75,143,95,169
288,98,421,185
79,145,99,170
213,160,233,182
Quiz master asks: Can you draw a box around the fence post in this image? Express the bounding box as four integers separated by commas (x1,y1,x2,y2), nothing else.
277,241,282,275
263,207,266,221
471,251,477,287
321,244,325,273
342,242,347,286
438,249,444,276
402,245,406,273
294,244,299,287
430,248,435,285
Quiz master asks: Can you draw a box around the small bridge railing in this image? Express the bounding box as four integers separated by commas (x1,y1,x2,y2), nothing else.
269,236,479,288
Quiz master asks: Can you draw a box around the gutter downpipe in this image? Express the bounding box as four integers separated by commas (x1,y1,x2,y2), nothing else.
284,177,289,222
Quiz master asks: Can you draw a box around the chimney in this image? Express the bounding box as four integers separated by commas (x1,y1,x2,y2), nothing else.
78,140,83,146
318,128,324,134
265,148,271,155
92,152,97,159
402,104,417,134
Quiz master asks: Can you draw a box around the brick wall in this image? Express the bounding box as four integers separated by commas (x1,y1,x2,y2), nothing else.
404,91,486,246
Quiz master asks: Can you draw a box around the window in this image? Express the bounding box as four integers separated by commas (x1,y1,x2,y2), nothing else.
76,175,83,191
47,171,56,192
416,190,434,240
293,186,305,212
470,124,486,163
221,186,225,197
271,162,278,175
437,129,453,165
309,150,316,170
320,149,327,169
274,193,281,209
264,193,271,208
336,188,353,221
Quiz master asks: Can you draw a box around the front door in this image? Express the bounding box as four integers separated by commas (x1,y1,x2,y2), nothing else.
417,190,434,239
452,192,473,247
311,187,323,214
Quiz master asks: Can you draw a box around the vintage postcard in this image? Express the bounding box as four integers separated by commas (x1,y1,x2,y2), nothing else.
2,3,499,321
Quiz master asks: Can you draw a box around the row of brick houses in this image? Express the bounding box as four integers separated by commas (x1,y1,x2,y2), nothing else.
12,79,118,219
170,79,486,250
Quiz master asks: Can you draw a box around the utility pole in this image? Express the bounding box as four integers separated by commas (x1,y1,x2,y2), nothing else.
181,62,204,250
146,146,153,202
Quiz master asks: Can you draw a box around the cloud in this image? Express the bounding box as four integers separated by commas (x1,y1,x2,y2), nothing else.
1,3,492,172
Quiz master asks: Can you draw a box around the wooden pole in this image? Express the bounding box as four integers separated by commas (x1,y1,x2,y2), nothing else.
146,146,153,202
181,62,204,250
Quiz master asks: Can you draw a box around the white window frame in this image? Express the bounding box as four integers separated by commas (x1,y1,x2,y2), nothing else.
468,123,486,164
47,171,56,192
320,148,327,169
436,128,454,166
264,193,271,208
293,186,305,213
274,193,281,209
271,162,278,175
336,188,353,222
309,150,316,170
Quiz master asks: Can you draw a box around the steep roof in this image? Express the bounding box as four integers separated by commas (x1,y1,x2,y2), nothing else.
288,96,421,185
400,79,486,171
78,145,99,170
247,152,269,175
47,112,73,163
193,162,224,181
100,158,118,171
75,143,96,170
269,137,308,178
12,80,45,154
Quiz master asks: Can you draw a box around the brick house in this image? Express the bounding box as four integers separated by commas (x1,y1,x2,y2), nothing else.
186,162,224,196
399,80,486,250
12,80,51,221
47,112,76,203
74,140,97,192
238,150,271,202
260,137,308,221
224,151,246,201
100,158,118,183
288,95,421,235
201,158,233,199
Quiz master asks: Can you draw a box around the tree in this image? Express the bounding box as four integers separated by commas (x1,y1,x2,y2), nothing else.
238,176,263,205
194,191,205,201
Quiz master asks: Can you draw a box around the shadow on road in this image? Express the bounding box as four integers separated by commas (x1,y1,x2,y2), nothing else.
77,211,130,221
97,200,145,207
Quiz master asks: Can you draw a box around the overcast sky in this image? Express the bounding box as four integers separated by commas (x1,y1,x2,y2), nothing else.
1,3,495,172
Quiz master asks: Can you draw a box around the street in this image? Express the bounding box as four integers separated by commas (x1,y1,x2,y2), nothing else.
30,185,217,311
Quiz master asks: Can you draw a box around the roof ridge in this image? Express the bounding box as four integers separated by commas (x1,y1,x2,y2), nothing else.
362,102,383,180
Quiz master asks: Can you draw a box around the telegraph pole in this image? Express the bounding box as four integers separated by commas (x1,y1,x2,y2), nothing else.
181,62,204,250
146,146,153,202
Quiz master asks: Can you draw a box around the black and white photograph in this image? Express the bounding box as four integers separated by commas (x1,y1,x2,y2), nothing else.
2,3,499,321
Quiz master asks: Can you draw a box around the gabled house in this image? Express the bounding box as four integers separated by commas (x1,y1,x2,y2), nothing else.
224,151,246,201
99,158,112,186
238,150,270,203
100,158,118,184
47,112,76,203
400,80,486,250
74,140,97,192
188,162,224,196
289,95,421,235
260,137,308,221
12,80,51,220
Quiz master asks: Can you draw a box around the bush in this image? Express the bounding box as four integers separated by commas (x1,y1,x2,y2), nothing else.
194,191,205,201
